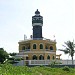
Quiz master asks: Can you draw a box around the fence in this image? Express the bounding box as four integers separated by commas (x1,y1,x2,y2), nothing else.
14,60,75,66
25,60,75,65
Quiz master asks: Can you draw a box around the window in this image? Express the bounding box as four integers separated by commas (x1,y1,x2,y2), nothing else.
33,44,36,49
50,46,53,50
47,55,50,60
22,46,25,50
39,55,44,60
53,56,55,60
33,55,37,60
40,44,43,49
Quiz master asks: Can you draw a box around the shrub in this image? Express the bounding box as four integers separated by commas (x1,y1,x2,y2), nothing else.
49,60,56,67
62,66,70,71
15,58,21,61
40,65,44,67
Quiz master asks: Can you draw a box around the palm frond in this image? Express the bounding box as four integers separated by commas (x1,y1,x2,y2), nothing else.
62,45,67,48
59,49,69,54
59,40,75,65
59,40,75,56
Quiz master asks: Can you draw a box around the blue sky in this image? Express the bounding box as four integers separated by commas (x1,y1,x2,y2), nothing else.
0,0,75,59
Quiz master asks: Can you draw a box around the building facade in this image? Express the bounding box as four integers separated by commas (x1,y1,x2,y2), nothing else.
18,9,60,63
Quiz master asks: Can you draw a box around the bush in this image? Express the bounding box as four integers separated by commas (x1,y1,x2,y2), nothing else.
49,60,56,67
15,58,21,61
40,65,44,67
8,57,14,60
0,48,9,63
62,66,70,71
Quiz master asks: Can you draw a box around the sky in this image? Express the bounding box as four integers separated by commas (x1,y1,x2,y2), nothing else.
0,0,75,59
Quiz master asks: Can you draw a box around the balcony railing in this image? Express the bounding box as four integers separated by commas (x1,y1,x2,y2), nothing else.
19,38,56,42
19,49,55,52
19,49,31,52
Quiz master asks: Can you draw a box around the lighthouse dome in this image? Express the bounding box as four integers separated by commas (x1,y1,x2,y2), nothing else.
35,9,40,15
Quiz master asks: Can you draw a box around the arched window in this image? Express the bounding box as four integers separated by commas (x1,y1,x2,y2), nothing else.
47,55,50,60
22,46,25,50
40,44,43,49
53,56,55,60
50,46,53,50
33,44,36,49
32,55,37,60
39,55,44,60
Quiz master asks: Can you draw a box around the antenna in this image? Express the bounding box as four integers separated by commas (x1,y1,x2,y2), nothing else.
24,34,27,40
30,35,32,39
53,35,56,41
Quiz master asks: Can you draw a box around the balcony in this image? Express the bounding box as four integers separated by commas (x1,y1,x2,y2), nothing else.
19,38,56,42
19,49,31,52
46,49,55,52
19,49,55,53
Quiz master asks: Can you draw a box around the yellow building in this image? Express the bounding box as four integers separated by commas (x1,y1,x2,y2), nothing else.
19,39,56,60
18,9,61,65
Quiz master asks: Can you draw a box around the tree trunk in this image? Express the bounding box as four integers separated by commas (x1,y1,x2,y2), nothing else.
72,56,74,65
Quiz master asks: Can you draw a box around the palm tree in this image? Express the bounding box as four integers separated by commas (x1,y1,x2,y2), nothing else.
59,40,75,65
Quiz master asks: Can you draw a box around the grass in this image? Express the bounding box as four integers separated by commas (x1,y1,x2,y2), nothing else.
0,64,75,75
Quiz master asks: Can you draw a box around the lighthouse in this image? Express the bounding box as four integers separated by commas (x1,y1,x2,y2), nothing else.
32,9,43,39
18,9,61,66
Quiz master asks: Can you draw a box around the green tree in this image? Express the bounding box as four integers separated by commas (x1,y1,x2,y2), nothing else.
0,48,9,63
9,52,17,56
59,40,75,65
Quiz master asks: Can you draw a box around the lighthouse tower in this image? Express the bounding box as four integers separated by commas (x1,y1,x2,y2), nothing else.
18,9,61,65
32,9,43,39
